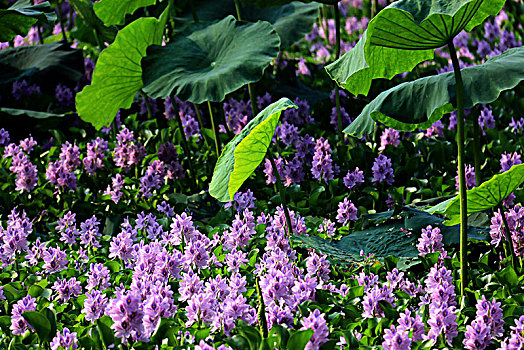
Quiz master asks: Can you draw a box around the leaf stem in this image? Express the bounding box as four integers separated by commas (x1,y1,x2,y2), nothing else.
208,101,222,156
497,204,519,271
472,108,482,186
333,3,343,144
248,83,258,121
56,0,68,43
256,277,268,338
139,90,152,119
266,153,293,236
234,0,243,21
447,40,468,297
192,103,209,146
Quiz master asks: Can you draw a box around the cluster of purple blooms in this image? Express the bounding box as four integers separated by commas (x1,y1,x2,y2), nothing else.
46,141,81,190
12,80,41,100
164,97,201,140
490,204,524,258
311,137,339,183
2,134,39,191
113,127,145,170
463,295,504,349
0,209,32,267
372,154,395,185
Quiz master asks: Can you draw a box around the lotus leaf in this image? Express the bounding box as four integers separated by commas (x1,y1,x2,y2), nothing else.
344,47,524,137
75,9,168,130
325,0,505,97
141,15,280,103
0,0,56,42
70,0,117,44
209,98,297,202
428,163,524,226
94,0,156,26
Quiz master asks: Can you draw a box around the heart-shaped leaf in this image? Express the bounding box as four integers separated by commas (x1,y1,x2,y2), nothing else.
176,1,320,49
94,0,157,26
209,98,297,202
344,47,524,137
76,9,168,130
0,0,56,42
141,15,280,103
0,42,83,86
428,163,524,225
325,0,505,97
22,311,51,342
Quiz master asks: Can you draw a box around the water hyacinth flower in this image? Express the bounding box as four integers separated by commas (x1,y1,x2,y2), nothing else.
500,152,522,172
83,290,108,322
343,167,365,189
478,107,496,135
0,128,10,146
379,128,401,151
42,246,68,274
106,291,144,341
417,225,445,256
372,155,394,185
224,189,256,213
301,309,330,350
10,295,37,335
50,328,79,350
52,277,82,302
382,325,412,350
311,137,339,183
336,198,358,225
83,137,109,175
456,164,476,190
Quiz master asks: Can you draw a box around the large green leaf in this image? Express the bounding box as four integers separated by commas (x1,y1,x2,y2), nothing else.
344,47,524,137
428,164,524,226
22,311,51,342
0,107,66,119
141,15,280,102
0,43,83,86
286,329,314,350
0,0,56,42
93,0,157,26
75,10,168,130
176,1,320,49
70,0,117,44
209,98,297,202
325,0,505,97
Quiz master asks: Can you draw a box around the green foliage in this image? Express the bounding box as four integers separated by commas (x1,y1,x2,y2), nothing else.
0,107,66,119
141,15,280,103
0,43,83,86
325,0,505,97
428,163,524,225
209,98,297,202
93,0,157,26
286,329,314,350
21,311,51,342
344,47,524,137
0,0,56,42
75,9,167,130
69,0,117,44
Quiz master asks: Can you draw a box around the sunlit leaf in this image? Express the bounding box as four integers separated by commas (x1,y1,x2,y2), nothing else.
209,98,297,202
0,0,56,42
94,0,156,26
142,15,280,103
344,47,524,137
75,9,168,130
326,0,505,97
428,163,524,225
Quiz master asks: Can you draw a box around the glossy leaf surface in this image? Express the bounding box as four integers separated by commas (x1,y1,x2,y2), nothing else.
344,47,524,137
75,10,167,130
209,98,297,202
0,0,56,42
93,0,156,26
326,0,505,97
428,163,524,225
142,15,280,103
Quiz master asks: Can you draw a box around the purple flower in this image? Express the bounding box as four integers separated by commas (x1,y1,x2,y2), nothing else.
372,155,394,185
478,107,496,135
464,318,491,350
397,309,425,341
301,309,329,350
10,295,37,335
52,277,82,302
83,137,109,175
336,198,358,225
297,57,311,76
330,106,351,130
379,128,400,151
257,92,272,110
417,225,445,256
157,200,175,218
306,251,330,282
158,142,184,179
311,137,339,183
57,211,78,245
224,190,256,213
113,127,145,170
509,117,524,134
42,246,68,274
140,160,166,198
425,120,445,138
79,215,101,248
382,325,412,350
12,80,41,100
0,128,9,146
343,167,365,189
87,263,111,290
55,84,75,108
455,164,476,190
104,174,125,204
106,291,144,340
500,152,522,172
50,327,78,350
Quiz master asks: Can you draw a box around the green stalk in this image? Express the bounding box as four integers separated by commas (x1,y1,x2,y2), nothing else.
256,277,268,338
267,152,293,236
192,103,209,146
448,41,468,297
233,0,259,121
472,109,482,186
333,2,343,143
56,0,68,43
371,0,376,18
218,104,234,139
208,101,222,156
139,90,152,119
190,1,199,22
171,94,198,192
497,204,520,271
